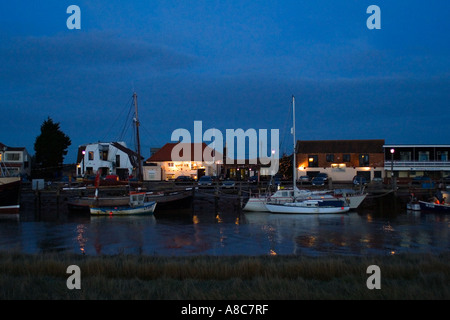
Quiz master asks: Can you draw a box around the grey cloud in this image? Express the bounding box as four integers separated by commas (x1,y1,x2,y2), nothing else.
0,31,197,84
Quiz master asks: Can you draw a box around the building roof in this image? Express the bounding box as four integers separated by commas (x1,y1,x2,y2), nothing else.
296,139,385,154
0,142,27,152
146,142,220,162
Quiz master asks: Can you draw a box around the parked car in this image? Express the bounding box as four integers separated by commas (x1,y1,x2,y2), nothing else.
311,176,326,186
269,177,281,187
353,176,367,185
198,175,213,186
175,175,193,182
299,175,310,183
222,179,235,188
248,176,258,184
316,173,328,182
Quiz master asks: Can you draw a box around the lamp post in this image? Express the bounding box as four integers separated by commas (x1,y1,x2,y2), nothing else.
82,150,86,177
390,148,395,190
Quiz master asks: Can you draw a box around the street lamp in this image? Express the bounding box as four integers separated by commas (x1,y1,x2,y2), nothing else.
390,148,395,189
82,150,86,177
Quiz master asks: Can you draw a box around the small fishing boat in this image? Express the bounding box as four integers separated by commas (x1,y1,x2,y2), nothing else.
418,190,450,213
90,192,156,215
418,200,450,213
406,193,420,211
407,201,421,211
266,199,350,214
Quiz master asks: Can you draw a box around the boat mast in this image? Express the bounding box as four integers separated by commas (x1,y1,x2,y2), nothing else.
292,95,296,192
133,92,142,182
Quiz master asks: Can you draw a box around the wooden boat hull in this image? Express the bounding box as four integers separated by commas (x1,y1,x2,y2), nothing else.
90,201,157,215
0,177,21,214
68,190,193,212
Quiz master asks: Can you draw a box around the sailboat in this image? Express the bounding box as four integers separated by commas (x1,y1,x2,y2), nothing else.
244,187,364,211
265,96,350,214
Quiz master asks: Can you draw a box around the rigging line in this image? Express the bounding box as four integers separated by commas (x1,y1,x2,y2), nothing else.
101,96,133,142
117,99,134,142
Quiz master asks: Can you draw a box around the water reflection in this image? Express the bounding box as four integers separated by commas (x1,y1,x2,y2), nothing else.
0,210,448,256
243,211,450,256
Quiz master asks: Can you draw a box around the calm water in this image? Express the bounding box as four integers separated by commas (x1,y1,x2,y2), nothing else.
0,206,448,256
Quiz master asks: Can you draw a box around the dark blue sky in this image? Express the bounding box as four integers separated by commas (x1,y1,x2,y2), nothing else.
1,1,449,163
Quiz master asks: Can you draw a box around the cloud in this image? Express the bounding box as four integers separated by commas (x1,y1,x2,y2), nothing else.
0,31,197,86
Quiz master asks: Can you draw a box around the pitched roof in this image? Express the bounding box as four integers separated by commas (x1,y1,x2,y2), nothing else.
0,142,26,152
146,142,220,162
296,139,385,154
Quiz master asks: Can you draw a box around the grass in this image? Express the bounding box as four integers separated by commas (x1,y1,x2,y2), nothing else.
0,252,448,300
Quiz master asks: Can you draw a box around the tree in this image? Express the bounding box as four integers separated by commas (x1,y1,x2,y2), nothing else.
278,153,293,180
34,117,71,179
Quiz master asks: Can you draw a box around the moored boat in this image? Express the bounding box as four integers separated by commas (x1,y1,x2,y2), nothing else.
418,200,450,213
68,188,193,212
90,192,157,215
266,199,350,214
418,190,450,213
244,188,366,211
0,177,21,214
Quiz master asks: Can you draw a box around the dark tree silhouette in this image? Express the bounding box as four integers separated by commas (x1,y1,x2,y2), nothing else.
33,117,71,179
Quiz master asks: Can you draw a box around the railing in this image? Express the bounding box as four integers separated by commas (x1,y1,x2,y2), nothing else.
384,160,450,168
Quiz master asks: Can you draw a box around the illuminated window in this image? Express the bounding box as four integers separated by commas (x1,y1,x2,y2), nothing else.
359,154,369,166
308,155,318,167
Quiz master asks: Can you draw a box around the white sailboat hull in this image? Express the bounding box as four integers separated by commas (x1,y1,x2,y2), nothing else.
244,193,366,211
266,201,350,214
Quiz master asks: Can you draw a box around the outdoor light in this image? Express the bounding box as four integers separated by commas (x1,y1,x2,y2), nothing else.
390,148,395,154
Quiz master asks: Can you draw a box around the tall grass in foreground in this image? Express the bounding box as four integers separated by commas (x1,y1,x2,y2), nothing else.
0,252,448,299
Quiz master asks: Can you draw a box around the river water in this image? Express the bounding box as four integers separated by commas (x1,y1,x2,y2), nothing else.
0,196,448,256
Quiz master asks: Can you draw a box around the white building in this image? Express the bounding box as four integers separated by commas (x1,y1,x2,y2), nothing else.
0,142,31,177
77,142,143,180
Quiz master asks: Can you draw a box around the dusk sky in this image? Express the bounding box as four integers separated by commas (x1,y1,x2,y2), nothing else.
1,1,449,164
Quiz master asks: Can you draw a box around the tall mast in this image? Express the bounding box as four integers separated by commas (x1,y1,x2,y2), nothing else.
133,92,142,182
292,95,296,191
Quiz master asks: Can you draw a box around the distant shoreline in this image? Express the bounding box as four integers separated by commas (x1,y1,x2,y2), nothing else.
1,251,448,300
